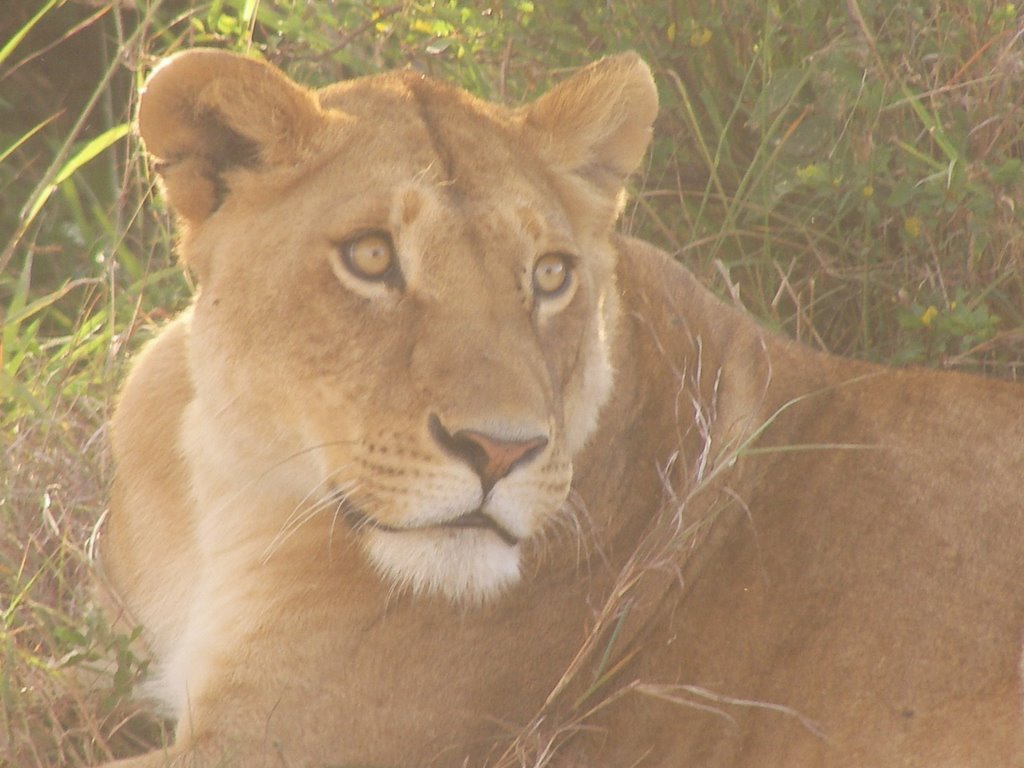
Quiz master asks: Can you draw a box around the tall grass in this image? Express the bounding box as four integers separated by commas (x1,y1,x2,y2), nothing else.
2,1,1022,764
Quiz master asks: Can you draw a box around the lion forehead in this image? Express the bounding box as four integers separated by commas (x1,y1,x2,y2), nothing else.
311,72,563,207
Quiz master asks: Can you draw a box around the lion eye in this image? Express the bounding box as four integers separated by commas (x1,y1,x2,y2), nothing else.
339,232,396,282
532,253,573,297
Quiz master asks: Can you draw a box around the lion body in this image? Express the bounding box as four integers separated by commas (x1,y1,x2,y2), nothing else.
99,51,1024,767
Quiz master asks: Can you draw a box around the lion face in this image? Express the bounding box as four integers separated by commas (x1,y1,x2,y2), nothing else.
138,51,657,601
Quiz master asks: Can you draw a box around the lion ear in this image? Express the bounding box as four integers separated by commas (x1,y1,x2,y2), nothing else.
138,49,323,225
523,52,658,204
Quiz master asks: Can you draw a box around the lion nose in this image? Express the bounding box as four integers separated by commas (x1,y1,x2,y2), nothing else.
428,414,549,495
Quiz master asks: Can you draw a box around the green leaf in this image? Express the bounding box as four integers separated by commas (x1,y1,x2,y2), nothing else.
992,158,1021,186
886,180,916,208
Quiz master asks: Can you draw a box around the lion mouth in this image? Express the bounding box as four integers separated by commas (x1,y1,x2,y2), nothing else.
339,502,521,547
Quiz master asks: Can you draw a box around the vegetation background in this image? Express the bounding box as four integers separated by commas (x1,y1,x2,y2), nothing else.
2,0,1022,764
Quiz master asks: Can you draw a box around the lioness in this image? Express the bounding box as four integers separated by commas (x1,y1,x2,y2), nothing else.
98,49,1024,767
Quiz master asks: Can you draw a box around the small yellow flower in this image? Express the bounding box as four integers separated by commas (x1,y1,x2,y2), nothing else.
690,28,712,47
904,216,921,238
796,163,825,183
862,185,874,199
920,305,939,326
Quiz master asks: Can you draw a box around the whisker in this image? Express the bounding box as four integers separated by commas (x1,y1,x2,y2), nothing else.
198,438,362,539
557,490,603,570
261,472,356,562
276,473,339,537
324,479,367,560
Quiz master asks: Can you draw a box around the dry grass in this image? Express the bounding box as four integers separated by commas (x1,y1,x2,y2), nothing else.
2,372,168,764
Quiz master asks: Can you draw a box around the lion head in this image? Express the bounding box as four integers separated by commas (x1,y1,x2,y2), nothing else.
136,49,657,602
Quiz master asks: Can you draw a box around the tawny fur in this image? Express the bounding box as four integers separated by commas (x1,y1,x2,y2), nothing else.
98,50,1024,767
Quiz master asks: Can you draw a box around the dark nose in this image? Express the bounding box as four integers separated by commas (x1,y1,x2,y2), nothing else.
428,414,549,495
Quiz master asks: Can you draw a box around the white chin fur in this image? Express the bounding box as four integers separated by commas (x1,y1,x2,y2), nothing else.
364,528,521,603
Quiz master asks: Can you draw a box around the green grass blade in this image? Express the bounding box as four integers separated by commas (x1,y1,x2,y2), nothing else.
3,253,34,356
21,122,130,228
0,113,61,166
0,0,60,68
53,123,130,185
898,83,962,164
3,278,101,333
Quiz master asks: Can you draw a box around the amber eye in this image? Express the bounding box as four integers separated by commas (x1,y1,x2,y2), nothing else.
532,253,573,297
340,232,396,281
